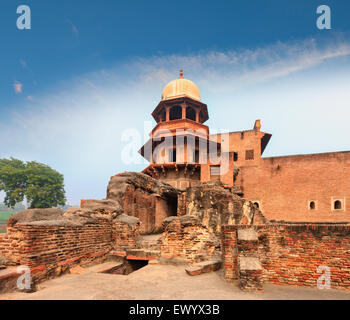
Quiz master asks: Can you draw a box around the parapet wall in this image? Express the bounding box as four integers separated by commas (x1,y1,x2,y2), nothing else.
222,223,350,290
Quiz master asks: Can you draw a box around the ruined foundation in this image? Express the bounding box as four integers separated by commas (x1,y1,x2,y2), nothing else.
0,172,349,294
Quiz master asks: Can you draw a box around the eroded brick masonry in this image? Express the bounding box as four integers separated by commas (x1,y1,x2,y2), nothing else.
222,223,350,290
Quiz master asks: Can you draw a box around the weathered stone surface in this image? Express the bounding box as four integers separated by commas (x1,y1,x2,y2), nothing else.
185,260,221,276
106,172,179,234
160,215,220,264
162,216,179,229
238,256,262,271
238,257,263,292
116,214,140,226
231,185,243,196
7,207,105,228
107,172,178,201
7,208,64,226
159,257,187,265
237,229,258,241
65,200,122,221
253,209,269,225
20,219,86,227
81,199,123,214
69,265,89,275
180,181,265,234
0,256,13,269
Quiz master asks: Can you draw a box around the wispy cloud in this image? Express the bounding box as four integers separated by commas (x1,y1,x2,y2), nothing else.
13,81,23,94
71,24,79,37
66,20,79,37
134,38,350,91
19,59,27,69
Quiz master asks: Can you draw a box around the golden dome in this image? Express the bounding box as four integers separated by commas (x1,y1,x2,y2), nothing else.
161,70,201,102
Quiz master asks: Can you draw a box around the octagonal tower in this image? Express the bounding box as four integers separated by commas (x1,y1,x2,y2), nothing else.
139,70,219,189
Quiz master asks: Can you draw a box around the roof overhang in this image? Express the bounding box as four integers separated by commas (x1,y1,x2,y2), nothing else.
152,96,209,124
139,134,220,162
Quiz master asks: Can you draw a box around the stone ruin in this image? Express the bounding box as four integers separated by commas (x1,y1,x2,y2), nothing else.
1,171,350,293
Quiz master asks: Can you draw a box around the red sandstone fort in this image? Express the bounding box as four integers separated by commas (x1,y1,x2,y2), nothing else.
0,71,350,294
140,70,350,223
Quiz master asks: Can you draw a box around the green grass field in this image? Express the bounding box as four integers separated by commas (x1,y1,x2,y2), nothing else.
0,210,14,233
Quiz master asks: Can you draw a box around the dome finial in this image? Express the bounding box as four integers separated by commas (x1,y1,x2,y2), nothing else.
161,71,201,101
179,69,184,79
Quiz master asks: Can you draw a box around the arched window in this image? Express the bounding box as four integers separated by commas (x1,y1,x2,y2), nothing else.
169,105,182,120
309,201,315,210
253,202,259,209
186,106,196,121
334,200,342,210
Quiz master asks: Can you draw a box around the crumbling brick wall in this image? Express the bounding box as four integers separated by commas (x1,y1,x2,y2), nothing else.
0,206,141,270
114,214,141,249
0,210,142,293
222,223,350,290
0,225,25,264
3,219,113,267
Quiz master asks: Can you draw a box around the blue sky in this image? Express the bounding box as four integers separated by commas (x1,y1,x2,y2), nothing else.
0,1,350,205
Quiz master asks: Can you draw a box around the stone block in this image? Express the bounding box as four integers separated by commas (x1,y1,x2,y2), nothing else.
237,229,258,241
238,256,263,292
185,260,221,276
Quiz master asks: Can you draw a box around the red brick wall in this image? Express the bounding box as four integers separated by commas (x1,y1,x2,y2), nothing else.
7,219,113,267
222,224,350,290
0,218,140,268
0,226,25,264
238,151,350,222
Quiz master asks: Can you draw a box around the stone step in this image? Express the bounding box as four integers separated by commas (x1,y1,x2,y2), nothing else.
238,256,263,292
136,234,162,250
185,260,221,276
126,249,160,260
87,261,124,273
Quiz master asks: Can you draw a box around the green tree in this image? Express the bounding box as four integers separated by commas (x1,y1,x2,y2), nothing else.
0,158,66,209
0,158,27,208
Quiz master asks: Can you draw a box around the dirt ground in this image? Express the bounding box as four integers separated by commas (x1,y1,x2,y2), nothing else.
1,263,349,300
